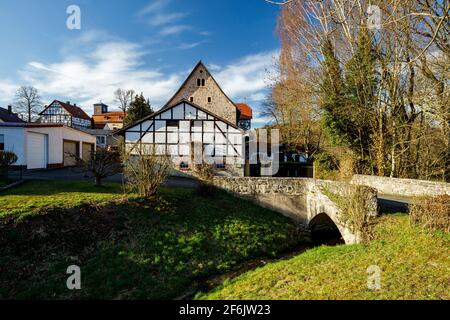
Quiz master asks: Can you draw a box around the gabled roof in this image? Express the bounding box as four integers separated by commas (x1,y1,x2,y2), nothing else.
115,99,242,135
164,61,239,112
0,107,25,123
92,111,125,124
39,100,91,121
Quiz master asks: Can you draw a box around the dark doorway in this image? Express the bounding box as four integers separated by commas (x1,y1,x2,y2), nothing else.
309,213,345,246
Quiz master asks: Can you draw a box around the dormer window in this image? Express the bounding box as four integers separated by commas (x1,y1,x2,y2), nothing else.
190,97,194,103
208,97,212,103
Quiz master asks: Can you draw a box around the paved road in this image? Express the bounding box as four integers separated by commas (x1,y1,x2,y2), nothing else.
378,194,411,213
8,168,200,189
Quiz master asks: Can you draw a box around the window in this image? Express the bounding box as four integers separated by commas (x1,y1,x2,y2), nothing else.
180,162,189,170
0,134,4,151
216,162,226,170
167,120,179,129
96,135,106,146
197,78,205,87
208,97,212,103
190,97,194,103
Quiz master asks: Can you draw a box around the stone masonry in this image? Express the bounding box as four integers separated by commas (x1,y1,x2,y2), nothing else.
213,177,378,244
351,174,450,197
165,62,237,124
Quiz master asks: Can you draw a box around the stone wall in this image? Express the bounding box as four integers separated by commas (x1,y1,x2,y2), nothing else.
166,65,237,124
351,174,450,197
213,177,377,221
212,177,378,244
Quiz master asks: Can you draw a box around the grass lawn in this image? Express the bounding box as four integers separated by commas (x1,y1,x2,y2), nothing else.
0,180,300,299
0,181,125,219
197,214,450,300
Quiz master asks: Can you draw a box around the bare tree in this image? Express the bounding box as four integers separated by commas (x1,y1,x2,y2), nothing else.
122,145,172,199
15,86,41,122
72,148,122,187
114,88,135,113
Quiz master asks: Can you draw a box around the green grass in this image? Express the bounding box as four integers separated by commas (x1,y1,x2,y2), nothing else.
0,181,300,299
197,214,450,300
0,181,124,219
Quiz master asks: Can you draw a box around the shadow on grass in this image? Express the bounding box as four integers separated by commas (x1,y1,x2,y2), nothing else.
0,186,303,299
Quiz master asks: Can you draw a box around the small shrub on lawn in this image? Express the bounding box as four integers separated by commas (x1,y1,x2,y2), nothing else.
409,195,450,232
122,145,172,199
194,163,217,198
0,151,18,182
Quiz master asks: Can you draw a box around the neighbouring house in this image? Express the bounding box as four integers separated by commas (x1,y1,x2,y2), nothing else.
38,100,92,130
116,61,253,176
0,123,96,169
0,105,25,124
88,102,125,149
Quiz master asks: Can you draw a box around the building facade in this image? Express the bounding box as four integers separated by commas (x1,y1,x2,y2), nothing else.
0,123,95,169
90,103,125,149
39,100,92,129
118,61,253,176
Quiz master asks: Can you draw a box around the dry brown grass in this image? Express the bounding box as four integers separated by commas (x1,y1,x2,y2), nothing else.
323,185,377,243
409,195,450,232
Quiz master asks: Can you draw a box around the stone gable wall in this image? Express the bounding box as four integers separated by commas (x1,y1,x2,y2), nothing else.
167,67,237,124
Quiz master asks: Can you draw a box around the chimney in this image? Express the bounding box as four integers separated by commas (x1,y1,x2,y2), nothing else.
74,103,77,107
7,105,12,113
66,101,71,105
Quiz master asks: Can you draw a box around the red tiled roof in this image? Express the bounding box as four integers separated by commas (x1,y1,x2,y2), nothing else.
236,103,253,120
40,100,91,121
92,111,125,124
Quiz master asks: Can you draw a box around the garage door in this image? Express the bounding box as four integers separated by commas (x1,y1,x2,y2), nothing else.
82,143,94,162
64,140,78,166
27,133,48,169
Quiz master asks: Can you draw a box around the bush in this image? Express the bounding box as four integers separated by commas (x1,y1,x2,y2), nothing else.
0,151,18,181
409,195,450,232
122,145,172,199
193,163,217,197
323,185,377,243
73,148,122,187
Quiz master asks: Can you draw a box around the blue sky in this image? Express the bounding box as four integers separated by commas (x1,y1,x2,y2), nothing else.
0,0,281,127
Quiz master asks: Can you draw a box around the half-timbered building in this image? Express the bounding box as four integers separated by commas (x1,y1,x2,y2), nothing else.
117,61,252,176
39,100,92,129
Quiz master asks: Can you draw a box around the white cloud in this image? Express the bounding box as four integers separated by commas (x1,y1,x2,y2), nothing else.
160,25,191,36
208,64,222,71
249,92,267,101
178,41,206,50
19,41,182,111
0,80,17,104
137,0,169,16
149,13,188,26
138,0,190,36
6,35,278,128
216,50,279,99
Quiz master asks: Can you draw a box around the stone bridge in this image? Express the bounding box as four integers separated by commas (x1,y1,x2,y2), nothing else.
213,177,378,244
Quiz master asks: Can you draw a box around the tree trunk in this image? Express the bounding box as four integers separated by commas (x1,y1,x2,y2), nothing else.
94,176,102,187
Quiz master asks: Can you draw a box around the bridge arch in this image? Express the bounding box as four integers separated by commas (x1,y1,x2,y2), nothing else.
308,212,345,245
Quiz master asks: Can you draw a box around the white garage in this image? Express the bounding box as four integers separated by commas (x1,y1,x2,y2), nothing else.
0,123,96,170
26,132,48,169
